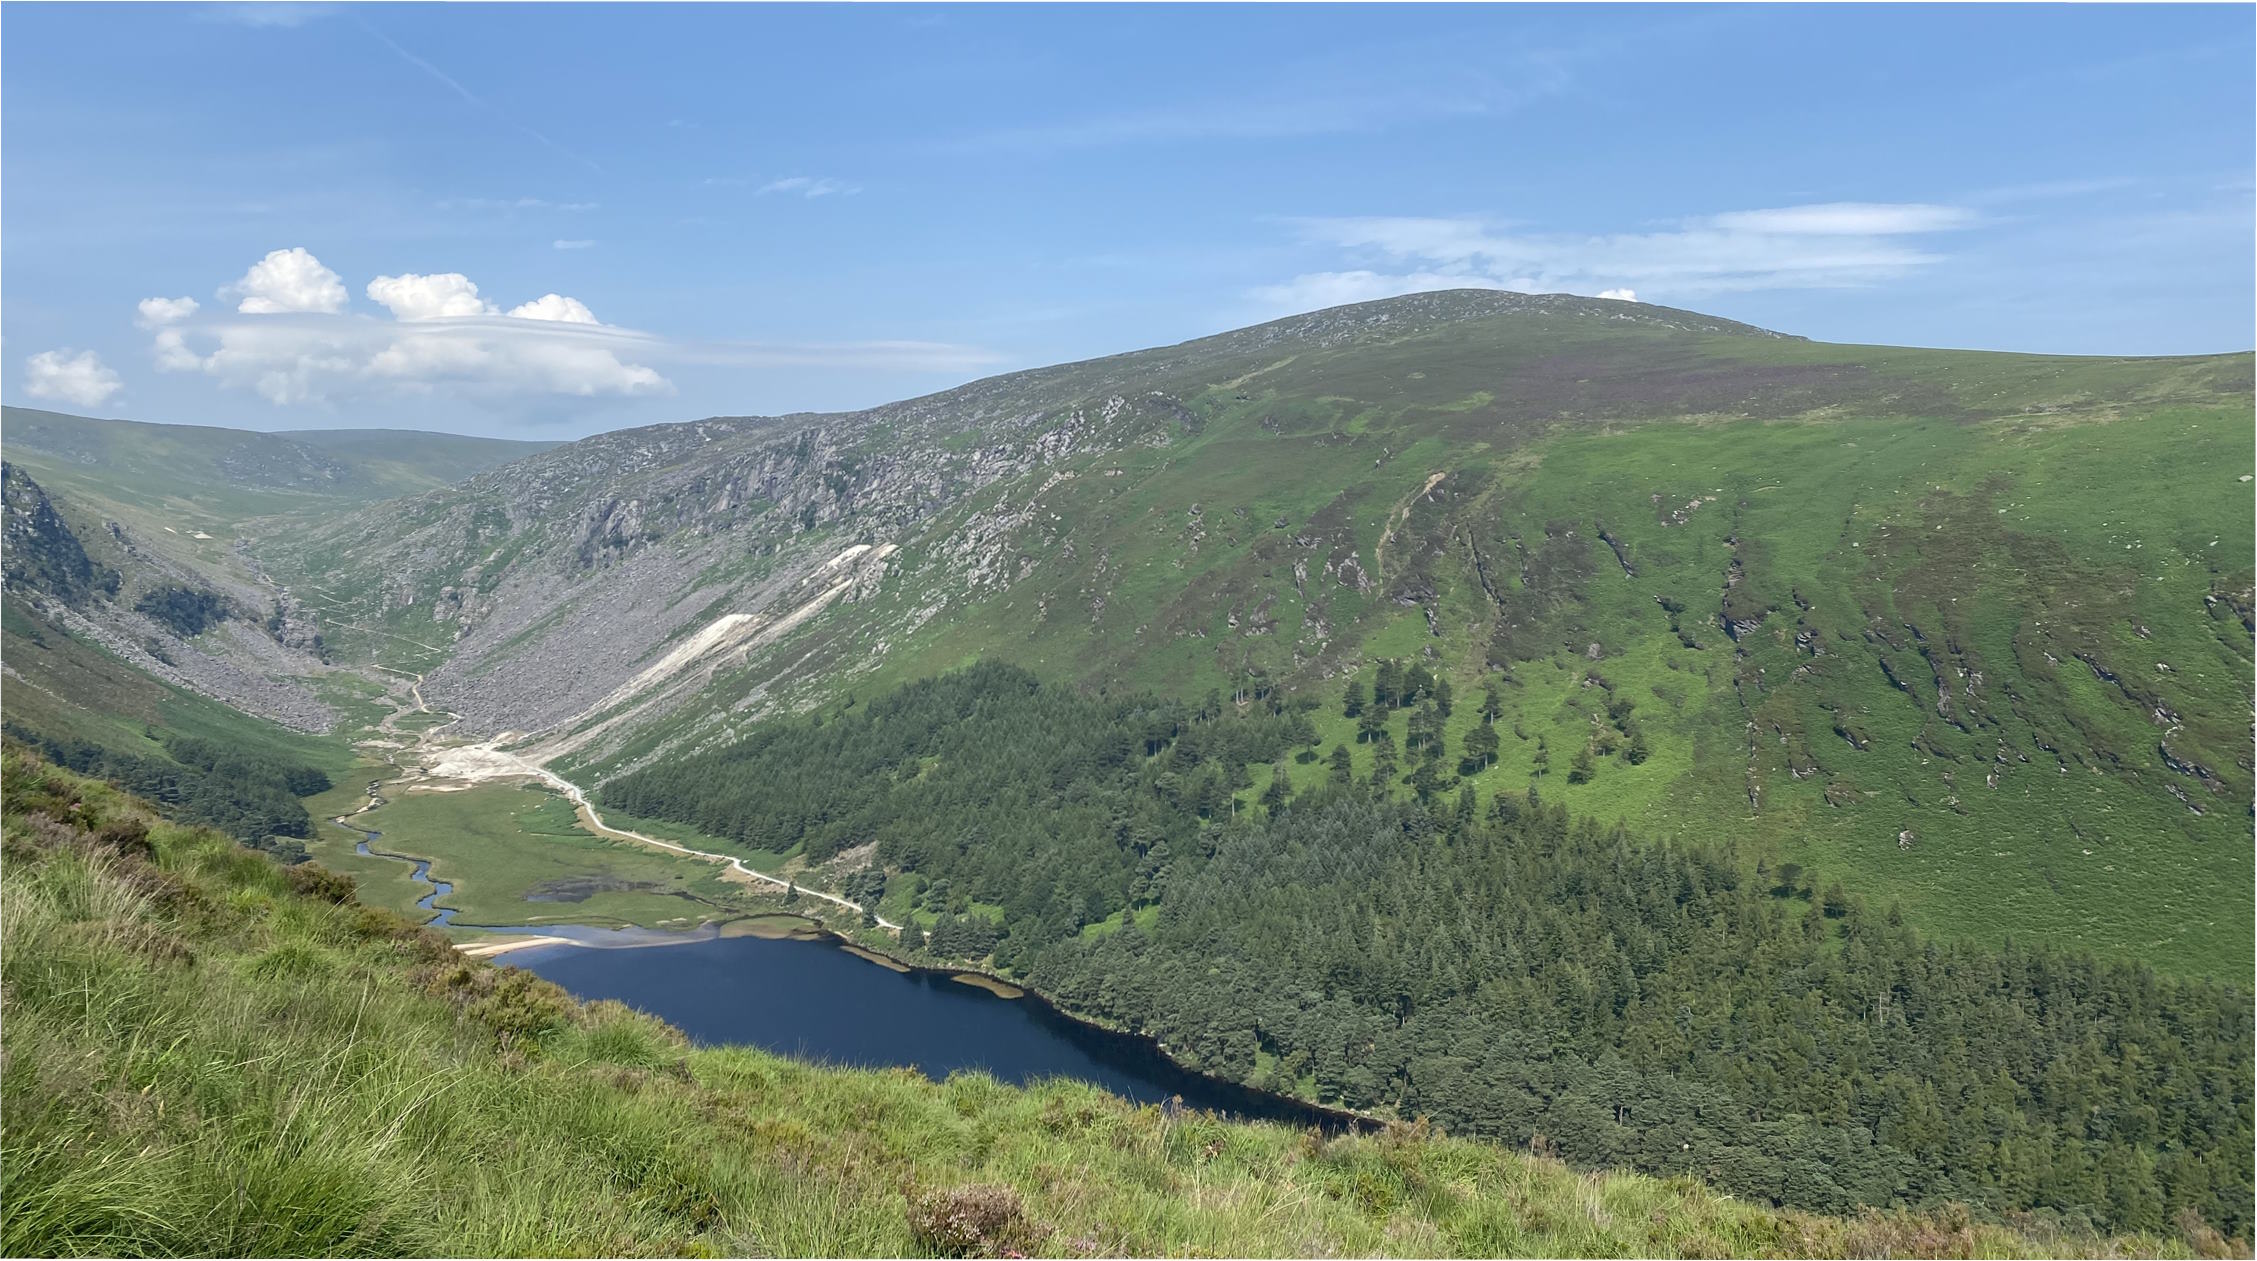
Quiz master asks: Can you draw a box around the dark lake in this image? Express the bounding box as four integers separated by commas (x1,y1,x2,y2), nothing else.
512,930,1353,1129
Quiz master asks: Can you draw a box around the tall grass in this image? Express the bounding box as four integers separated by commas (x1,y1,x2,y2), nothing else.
1,746,2220,1258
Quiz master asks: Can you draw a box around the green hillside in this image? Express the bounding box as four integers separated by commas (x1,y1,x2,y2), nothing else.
276,293,2248,979
1,746,2222,1259
601,662,2255,1237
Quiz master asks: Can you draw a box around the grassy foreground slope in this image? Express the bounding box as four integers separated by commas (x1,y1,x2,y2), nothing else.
1,747,2222,1259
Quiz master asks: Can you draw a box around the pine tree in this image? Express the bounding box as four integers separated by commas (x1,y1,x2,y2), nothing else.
1479,681,1505,724
1404,661,1436,705
1408,756,1440,801
1357,707,1389,744
1328,744,1354,784
1463,720,1500,770
1624,727,1651,765
1260,762,1291,812
1342,677,1366,718
1568,745,1597,784
1374,659,1403,708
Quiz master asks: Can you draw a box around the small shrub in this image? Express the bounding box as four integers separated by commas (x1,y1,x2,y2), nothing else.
91,815,153,860
286,862,358,905
905,1184,1047,1258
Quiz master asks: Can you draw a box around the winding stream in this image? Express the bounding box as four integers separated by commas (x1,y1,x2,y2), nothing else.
328,815,460,927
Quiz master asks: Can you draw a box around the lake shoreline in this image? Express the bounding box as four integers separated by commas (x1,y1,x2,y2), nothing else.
476,910,1380,1133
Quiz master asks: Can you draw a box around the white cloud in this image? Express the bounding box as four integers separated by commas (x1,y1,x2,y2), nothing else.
507,293,600,324
757,176,859,198
227,246,349,314
151,328,205,373
135,296,200,328
165,312,670,405
23,349,124,408
366,272,497,321
150,250,663,404
552,239,596,251
134,250,1000,409
1703,202,1979,235
1254,202,1979,314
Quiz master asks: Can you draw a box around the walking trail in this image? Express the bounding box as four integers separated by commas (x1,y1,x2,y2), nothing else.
372,668,900,932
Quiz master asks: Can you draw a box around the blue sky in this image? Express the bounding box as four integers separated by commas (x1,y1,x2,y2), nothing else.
4,3,2251,437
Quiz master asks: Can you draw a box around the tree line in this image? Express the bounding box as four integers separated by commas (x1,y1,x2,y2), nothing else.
602,662,2252,1238
4,724,329,858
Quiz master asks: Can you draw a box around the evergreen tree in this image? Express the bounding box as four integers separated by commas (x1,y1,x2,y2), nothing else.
1479,681,1505,724
1403,661,1436,705
1373,659,1403,708
1260,762,1291,813
1408,756,1441,801
1342,678,1366,718
1822,882,1852,918
1462,720,1500,771
1568,745,1597,784
1625,727,1651,765
1328,744,1354,784
1453,784,1478,834
1369,740,1399,787
1357,707,1389,744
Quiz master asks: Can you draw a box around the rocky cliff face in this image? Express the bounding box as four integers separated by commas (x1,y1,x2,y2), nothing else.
2,462,334,732
3,462,118,604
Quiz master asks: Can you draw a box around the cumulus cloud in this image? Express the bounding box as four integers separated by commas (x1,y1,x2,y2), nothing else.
161,310,671,405
132,247,1000,410
138,297,206,370
506,293,600,324
144,248,666,404
1253,202,1979,315
366,272,497,321
757,176,858,198
227,246,349,314
23,349,124,408
135,296,200,328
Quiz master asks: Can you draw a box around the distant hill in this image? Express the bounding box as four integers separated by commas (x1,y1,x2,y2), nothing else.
0,408,552,779
1,407,555,535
